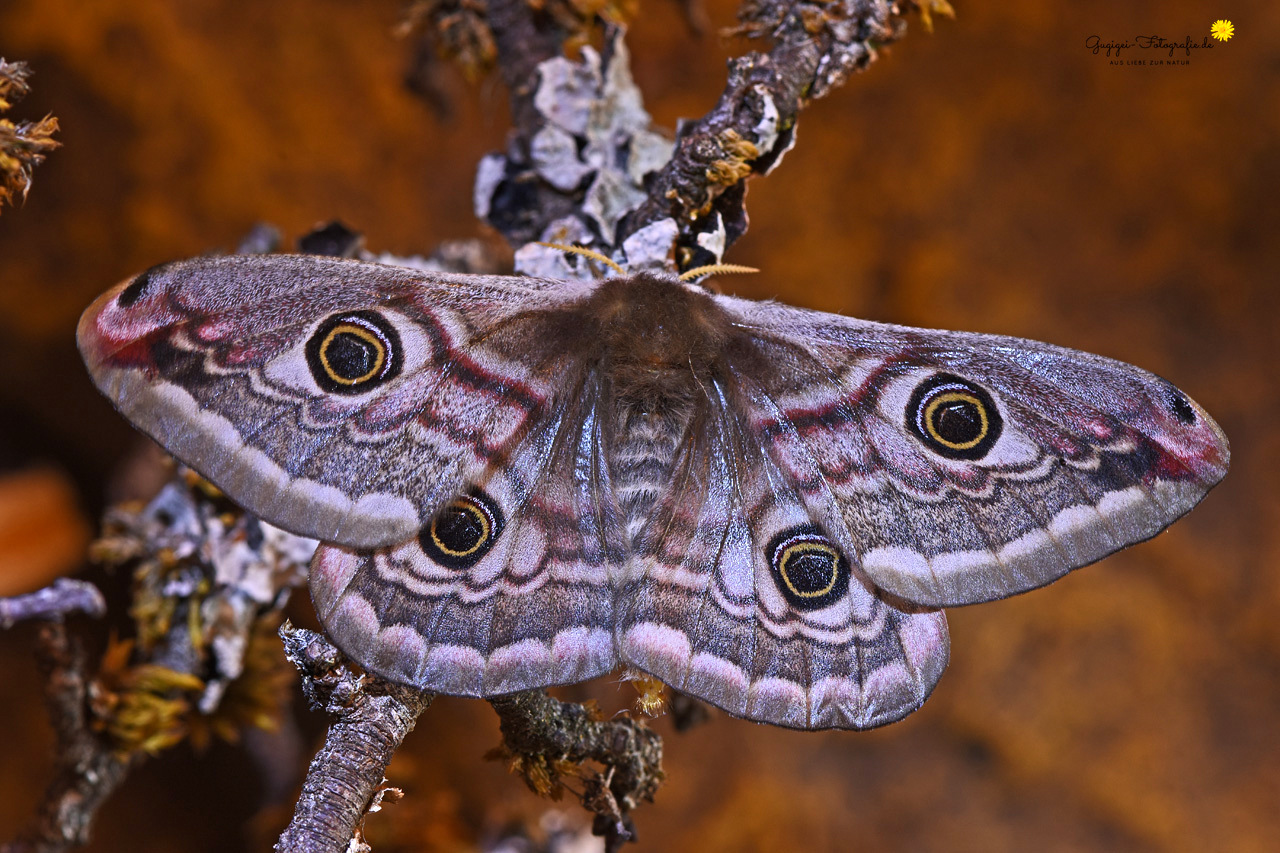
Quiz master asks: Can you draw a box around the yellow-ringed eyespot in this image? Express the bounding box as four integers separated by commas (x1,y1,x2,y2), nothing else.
907,373,1003,460
767,525,850,610
418,490,504,569
305,311,402,394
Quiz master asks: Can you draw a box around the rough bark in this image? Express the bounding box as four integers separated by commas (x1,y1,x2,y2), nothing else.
273,625,434,853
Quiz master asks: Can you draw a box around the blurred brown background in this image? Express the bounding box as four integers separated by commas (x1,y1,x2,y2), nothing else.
1,0,1276,851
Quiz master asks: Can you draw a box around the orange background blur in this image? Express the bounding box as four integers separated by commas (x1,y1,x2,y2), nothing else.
1,1,1276,851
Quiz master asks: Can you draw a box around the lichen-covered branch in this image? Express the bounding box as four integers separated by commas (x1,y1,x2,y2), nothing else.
0,59,59,212
0,580,105,629
274,625,434,853
89,469,313,750
456,1,912,274
473,16,681,275
0,580,116,851
489,690,664,852
0,624,133,853
4,461,314,852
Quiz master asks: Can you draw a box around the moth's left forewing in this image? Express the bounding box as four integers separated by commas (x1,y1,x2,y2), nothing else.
78,255,595,549
718,295,1229,609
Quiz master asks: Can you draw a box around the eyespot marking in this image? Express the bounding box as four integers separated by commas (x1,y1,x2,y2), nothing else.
419,490,504,569
305,311,403,394
767,525,850,611
907,373,1003,460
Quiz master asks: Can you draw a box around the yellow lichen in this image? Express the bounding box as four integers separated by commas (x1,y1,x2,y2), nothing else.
704,129,760,186
917,0,956,33
187,614,294,751
399,0,499,82
90,638,205,757
624,671,668,717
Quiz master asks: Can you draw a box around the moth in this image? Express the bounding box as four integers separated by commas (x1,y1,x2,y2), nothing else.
78,253,1229,730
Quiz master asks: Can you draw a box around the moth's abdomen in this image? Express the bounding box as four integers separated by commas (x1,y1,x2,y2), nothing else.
611,406,688,545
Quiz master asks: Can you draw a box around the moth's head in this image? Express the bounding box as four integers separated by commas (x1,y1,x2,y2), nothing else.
536,242,758,292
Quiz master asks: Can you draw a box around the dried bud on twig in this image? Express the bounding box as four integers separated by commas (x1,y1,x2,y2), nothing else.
0,60,59,212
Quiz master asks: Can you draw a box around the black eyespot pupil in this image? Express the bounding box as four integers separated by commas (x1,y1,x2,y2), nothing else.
932,400,983,444
784,549,836,594
325,332,379,381
434,506,484,553
1168,389,1196,424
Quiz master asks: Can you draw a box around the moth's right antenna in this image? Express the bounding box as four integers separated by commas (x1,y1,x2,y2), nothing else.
678,263,760,282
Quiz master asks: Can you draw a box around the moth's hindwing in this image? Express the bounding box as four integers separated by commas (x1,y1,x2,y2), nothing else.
307,371,627,696
614,387,951,730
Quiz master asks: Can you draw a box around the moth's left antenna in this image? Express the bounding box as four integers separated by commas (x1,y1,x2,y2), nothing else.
537,242,627,276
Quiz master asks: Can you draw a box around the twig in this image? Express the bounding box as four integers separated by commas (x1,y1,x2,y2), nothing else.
0,580,105,629
469,1,909,272
274,624,434,853
489,691,663,852
1,624,133,853
486,0,571,129
618,0,905,260
477,0,584,247
0,581,115,852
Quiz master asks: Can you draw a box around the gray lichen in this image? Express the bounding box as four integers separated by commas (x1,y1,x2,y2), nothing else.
477,30,673,265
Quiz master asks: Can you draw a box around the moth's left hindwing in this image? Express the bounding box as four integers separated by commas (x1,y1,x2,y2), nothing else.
309,372,626,695
78,255,594,549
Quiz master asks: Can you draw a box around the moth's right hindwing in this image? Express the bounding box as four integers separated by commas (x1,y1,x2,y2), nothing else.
615,382,950,730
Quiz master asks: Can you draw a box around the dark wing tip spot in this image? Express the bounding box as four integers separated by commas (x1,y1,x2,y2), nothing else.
117,261,176,307
1167,387,1197,424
